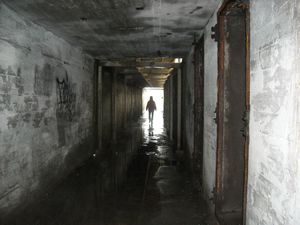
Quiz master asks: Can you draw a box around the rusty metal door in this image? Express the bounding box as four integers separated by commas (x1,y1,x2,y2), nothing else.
193,37,204,188
215,1,250,224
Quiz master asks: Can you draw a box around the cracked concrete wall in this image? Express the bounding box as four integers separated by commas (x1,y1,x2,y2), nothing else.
0,3,94,213
247,0,300,224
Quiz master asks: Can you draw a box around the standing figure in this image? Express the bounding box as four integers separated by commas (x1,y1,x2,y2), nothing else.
146,96,157,124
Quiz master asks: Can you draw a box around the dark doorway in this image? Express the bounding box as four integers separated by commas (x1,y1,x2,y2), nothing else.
215,1,250,224
193,36,205,188
102,67,113,149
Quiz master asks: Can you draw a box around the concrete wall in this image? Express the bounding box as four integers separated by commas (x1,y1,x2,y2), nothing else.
164,72,177,141
101,68,113,149
101,68,143,148
115,74,142,132
0,3,95,213
0,2,144,215
164,75,172,138
98,67,143,192
202,7,219,210
247,0,300,224
182,49,195,157
179,4,219,211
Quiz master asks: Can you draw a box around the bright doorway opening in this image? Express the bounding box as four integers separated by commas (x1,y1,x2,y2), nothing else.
142,87,164,136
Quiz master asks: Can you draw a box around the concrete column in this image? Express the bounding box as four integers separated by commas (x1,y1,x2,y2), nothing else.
112,69,117,143
177,68,182,150
93,59,99,152
98,66,103,153
124,77,128,126
169,76,173,141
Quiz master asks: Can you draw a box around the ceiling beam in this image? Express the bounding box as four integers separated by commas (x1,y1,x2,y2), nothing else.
100,61,181,69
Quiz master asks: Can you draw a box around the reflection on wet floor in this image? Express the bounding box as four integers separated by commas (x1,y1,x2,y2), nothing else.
3,112,210,225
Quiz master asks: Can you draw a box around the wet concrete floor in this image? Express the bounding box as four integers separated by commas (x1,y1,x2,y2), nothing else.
3,114,210,225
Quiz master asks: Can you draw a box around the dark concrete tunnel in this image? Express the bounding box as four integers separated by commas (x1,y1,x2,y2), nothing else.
1,0,300,225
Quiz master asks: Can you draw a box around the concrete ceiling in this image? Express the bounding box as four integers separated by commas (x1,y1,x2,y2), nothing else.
3,0,221,60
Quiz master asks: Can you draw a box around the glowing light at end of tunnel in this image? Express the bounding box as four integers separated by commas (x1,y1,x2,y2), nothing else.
143,88,164,112
174,58,183,63
142,88,165,136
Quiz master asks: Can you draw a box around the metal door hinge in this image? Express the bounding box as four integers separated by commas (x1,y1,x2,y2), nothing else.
213,106,218,124
209,187,217,204
211,24,219,42
240,109,250,137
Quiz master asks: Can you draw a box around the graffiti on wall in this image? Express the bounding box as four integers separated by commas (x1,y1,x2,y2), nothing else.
0,65,24,112
56,72,76,121
34,64,53,96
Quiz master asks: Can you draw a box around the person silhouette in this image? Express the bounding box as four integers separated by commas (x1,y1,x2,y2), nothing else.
146,96,157,125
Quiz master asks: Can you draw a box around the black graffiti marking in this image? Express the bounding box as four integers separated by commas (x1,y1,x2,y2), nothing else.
56,73,76,121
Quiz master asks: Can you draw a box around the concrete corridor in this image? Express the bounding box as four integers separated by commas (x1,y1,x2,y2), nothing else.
2,113,209,225
1,0,300,225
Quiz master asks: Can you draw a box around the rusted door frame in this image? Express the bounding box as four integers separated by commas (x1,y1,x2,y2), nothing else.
243,7,250,225
215,0,250,223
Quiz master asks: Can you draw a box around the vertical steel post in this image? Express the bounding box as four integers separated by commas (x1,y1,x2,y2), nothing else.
177,68,182,150
98,66,103,154
169,76,173,141
93,59,99,152
112,69,117,143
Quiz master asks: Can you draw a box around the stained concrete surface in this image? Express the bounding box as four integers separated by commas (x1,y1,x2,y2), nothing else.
247,0,300,224
0,3,95,212
216,9,246,219
2,112,210,225
202,4,219,211
2,0,221,59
